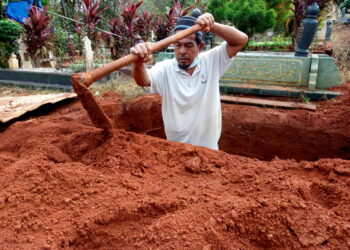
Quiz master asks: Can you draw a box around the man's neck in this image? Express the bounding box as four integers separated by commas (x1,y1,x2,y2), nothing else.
185,66,196,76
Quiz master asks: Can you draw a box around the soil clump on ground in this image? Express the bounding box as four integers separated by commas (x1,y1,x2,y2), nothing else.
0,82,349,249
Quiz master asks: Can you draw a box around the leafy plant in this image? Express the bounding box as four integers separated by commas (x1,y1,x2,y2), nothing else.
283,0,333,46
137,10,155,41
265,0,292,33
22,6,53,67
172,0,196,17
153,0,195,42
109,0,155,59
340,0,350,9
0,18,24,68
119,0,143,43
300,92,312,104
208,0,276,37
82,0,108,49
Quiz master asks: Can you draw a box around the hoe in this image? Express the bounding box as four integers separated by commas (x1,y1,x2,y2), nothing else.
71,24,201,134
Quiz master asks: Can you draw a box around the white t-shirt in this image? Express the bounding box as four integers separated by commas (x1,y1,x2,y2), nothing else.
147,42,233,150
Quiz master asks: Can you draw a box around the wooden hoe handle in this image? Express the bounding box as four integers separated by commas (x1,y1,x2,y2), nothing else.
74,24,202,86
71,24,202,132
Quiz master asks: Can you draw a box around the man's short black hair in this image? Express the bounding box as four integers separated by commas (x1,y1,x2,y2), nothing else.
174,16,203,45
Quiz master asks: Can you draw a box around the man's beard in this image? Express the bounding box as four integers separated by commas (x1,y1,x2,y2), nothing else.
177,56,191,69
178,57,199,69
178,63,190,69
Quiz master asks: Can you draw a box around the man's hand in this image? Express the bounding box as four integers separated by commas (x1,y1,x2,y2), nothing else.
130,42,153,64
196,13,215,33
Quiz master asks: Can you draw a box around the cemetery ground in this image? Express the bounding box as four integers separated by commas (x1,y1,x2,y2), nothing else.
0,75,349,249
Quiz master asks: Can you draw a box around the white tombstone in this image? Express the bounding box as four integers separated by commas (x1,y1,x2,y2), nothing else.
83,36,94,71
18,38,33,68
48,51,56,68
8,53,19,69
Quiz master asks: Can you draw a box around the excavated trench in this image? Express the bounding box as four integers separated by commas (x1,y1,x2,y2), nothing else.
110,94,350,162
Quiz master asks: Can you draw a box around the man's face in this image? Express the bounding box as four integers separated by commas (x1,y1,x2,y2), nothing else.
174,33,200,69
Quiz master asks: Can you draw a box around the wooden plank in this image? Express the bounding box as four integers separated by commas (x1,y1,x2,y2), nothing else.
0,93,77,123
220,95,316,111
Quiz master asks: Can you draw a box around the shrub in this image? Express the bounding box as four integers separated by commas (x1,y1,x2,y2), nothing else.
22,6,53,67
153,0,194,42
109,0,155,59
0,19,23,68
81,0,108,50
208,0,276,37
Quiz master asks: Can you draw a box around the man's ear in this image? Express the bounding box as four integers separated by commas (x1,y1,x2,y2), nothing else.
198,42,205,51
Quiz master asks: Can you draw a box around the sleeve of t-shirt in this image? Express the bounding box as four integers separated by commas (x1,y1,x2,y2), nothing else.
202,41,234,76
146,60,168,96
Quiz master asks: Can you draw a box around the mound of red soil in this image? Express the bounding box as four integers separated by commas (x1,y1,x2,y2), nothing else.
0,84,349,249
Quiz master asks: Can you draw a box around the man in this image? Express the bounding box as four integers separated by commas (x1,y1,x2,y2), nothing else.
131,13,248,150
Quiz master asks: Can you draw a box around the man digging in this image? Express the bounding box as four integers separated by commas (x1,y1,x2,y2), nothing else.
131,13,248,150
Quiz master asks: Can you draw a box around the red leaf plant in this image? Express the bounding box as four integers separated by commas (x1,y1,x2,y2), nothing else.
109,0,155,59
137,10,155,42
22,6,53,67
82,0,108,49
153,0,195,42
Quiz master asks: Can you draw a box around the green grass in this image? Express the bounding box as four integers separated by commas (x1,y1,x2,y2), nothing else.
0,75,145,99
300,93,312,104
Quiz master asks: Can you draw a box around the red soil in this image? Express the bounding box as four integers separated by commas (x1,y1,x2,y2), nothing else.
0,82,349,249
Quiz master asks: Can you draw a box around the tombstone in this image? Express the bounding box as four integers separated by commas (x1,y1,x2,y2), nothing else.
18,38,33,68
341,7,346,17
339,7,350,24
295,3,320,57
48,51,56,68
8,53,19,69
324,20,333,42
83,36,94,71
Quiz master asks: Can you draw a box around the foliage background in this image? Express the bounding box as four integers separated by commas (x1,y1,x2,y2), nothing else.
0,19,23,68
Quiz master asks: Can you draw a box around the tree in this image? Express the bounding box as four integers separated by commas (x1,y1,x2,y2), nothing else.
0,0,5,19
266,0,293,33
340,0,350,10
287,0,333,45
207,0,276,37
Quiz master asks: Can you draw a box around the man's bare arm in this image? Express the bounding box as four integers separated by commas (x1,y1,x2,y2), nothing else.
130,42,152,87
196,13,248,58
131,62,150,87
211,23,248,58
